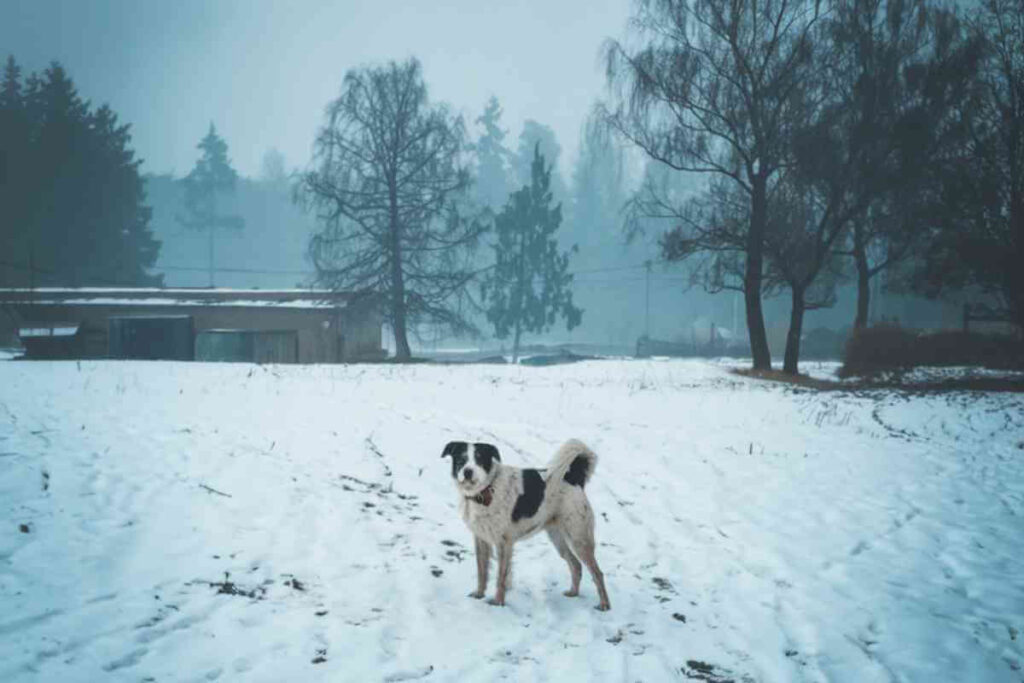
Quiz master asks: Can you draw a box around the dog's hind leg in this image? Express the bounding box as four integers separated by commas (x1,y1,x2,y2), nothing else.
469,536,490,599
564,514,611,611
546,525,582,597
576,542,610,611
487,542,513,607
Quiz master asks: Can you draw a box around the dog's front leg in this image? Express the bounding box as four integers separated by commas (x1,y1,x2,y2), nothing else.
488,542,513,606
469,536,490,599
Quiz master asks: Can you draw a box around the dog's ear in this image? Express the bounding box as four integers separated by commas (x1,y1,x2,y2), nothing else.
475,442,501,464
441,441,465,459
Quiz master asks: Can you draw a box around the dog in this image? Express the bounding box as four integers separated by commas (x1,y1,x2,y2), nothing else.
441,439,610,611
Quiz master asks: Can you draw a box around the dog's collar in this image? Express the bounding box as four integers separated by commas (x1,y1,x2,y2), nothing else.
468,484,494,507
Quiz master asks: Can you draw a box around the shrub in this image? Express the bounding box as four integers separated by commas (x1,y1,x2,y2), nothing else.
840,324,1023,377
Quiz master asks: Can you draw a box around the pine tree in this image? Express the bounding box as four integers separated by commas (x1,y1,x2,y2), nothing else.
0,55,20,109
0,56,26,285
472,97,513,210
178,124,244,287
513,120,568,205
568,117,630,263
481,144,583,362
0,58,160,287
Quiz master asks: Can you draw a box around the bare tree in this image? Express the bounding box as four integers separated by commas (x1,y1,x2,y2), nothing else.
913,0,1024,337
298,59,485,361
763,0,979,372
823,0,981,329
762,172,849,374
602,0,822,370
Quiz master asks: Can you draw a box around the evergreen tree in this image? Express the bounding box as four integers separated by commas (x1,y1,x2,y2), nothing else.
481,145,583,362
0,58,160,287
513,120,568,205
566,116,650,344
472,96,513,210
568,116,630,260
0,56,27,285
178,124,244,287
0,55,19,107
260,148,288,190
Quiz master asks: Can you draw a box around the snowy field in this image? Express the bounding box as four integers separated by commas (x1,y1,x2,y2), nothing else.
1,359,1022,682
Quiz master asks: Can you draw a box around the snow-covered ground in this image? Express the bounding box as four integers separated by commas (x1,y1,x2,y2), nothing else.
1,359,1022,682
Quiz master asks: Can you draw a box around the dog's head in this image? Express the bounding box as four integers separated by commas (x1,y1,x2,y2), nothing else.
441,441,501,495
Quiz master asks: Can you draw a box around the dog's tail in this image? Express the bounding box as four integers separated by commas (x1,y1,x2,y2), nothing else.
544,439,598,488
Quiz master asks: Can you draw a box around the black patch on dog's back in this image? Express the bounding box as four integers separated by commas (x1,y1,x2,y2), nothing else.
511,469,545,522
442,441,469,479
563,455,589,488
473,443,501,473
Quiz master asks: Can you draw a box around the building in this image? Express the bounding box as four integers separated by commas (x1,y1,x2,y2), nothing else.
0,288,383,363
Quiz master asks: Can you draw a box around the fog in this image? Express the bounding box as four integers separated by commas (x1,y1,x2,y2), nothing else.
2,0,1019,366
3,0,630,178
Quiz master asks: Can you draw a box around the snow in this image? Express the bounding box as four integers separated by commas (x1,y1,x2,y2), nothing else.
1,287,333,295
1,359,1022,682
9,297,343,309
0,288,349,309
17,326,80,339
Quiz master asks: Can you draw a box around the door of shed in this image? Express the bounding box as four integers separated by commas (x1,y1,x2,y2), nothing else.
108,316,194,360
195,330,298,363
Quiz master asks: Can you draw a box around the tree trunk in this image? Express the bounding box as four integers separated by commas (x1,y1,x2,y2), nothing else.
512,321,522,364
392,302,412,361
207,225,215,288
388,183,412,362
745,177,772,370
511,206,528,364
853,222,870,329
783,286,806,375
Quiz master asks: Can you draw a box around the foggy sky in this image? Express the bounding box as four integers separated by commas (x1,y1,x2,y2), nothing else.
2,0,633,179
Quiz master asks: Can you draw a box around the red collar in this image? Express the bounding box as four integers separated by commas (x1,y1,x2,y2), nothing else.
469,484,494,507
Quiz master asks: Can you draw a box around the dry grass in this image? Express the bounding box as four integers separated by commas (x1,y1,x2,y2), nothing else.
732,368,843,391
731,367,1024,394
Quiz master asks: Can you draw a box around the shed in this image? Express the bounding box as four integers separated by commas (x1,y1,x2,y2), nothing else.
0,288,383,363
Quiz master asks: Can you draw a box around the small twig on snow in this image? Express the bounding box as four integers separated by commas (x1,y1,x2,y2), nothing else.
199,483,232,498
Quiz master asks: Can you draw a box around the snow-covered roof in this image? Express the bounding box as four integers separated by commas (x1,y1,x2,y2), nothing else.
0,288,351,310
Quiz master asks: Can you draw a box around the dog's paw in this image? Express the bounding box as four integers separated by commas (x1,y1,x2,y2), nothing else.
467,591,485,599
486,597,506,607
563,589,579,598
595,602,611,612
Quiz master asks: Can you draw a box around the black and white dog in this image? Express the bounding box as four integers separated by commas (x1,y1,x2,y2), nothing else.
441,439,611,611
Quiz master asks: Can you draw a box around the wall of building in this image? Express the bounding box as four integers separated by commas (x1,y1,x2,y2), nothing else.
4,302,382,363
